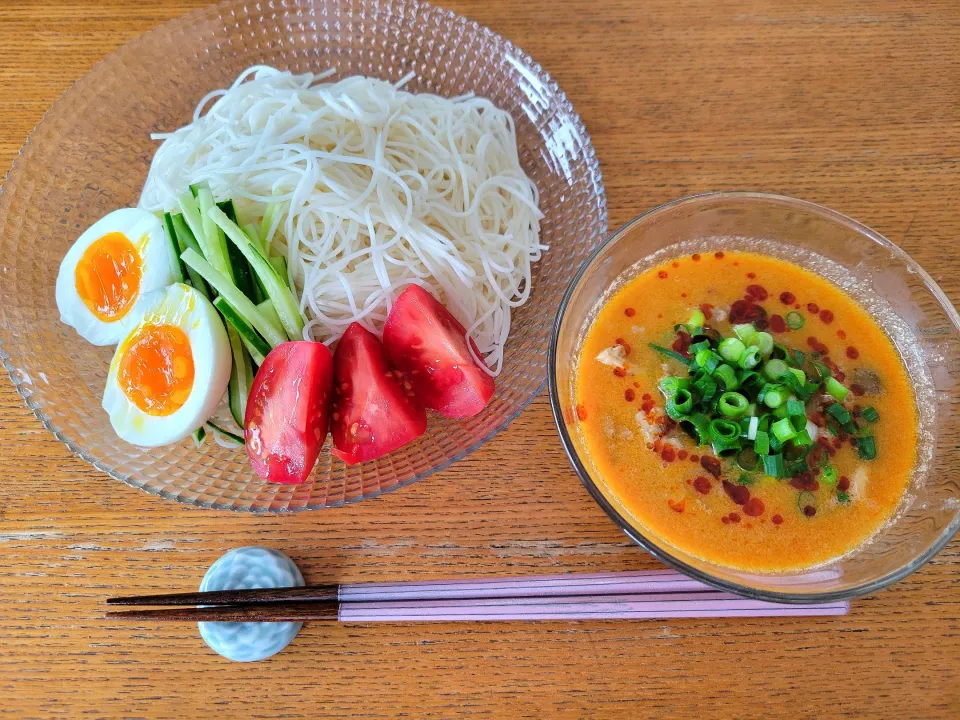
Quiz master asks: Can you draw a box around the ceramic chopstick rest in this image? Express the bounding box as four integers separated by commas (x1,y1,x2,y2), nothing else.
198,546,304,661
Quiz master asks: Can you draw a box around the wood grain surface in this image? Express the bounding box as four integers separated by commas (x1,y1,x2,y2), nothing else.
1,1,958,718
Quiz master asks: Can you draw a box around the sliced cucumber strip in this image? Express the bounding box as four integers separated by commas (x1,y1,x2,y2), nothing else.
225,325,250,427
170,214,211,299
197,188,234,283
214,296,272,362
207,205,304,341
181,247,287,347
207,421,244,445
191,426,206,448
257,299,282,330
269,255,289,288
161,212,185,284
242,222,266,253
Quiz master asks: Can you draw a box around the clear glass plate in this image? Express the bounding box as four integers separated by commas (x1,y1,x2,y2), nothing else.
0,0,607,511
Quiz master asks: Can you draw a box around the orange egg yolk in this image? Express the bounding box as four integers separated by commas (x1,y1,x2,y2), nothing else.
117,323,194,417
74,231,142,322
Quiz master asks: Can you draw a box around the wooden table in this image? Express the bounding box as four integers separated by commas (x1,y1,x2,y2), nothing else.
1,1,957,717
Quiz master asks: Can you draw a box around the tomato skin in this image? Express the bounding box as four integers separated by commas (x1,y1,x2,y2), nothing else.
382,285,495,418
331,323,427,465
245,341,334,484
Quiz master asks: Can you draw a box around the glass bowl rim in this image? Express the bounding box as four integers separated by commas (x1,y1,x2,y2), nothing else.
548,190,960,603
0,0,608,513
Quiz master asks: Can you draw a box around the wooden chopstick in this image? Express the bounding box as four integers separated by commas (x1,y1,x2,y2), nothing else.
106,603,340,622
106,584,338,606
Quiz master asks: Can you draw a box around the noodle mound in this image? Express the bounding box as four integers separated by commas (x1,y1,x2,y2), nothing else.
140,66,543,375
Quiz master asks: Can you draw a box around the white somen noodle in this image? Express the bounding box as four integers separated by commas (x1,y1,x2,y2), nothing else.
139,66,544,375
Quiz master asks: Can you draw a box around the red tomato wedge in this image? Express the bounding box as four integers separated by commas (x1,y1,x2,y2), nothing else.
245,341,334,484
382,285,495,418
331,323,427,465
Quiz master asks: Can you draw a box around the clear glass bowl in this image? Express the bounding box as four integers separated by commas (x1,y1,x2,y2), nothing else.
549,192,960,602
0,0,606,511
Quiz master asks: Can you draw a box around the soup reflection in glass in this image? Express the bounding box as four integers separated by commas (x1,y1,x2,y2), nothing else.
574,250,917,572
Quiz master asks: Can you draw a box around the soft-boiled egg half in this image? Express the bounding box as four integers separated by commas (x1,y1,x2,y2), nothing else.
56,208,177,346
103,283,232,447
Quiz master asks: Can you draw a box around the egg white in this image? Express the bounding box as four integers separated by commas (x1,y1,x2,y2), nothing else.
56,208,176,346
103,283,232,448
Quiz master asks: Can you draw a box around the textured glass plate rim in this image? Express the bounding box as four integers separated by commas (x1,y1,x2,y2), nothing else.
0,0,608,513
548,191,960,603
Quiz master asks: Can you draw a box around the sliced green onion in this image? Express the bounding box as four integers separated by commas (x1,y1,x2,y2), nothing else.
745,415,759,440
771,417,797,442
696,349,723,375
709,419,742,455
837,491,851,503
688,340,711,356
791,428,813,446
718,337,746,363
680,413,712,445
718,391,749,418
785,311,805,330
825,376,850,402
181,248,287,347
821,466,839,486
862,406,880,423
788,348,805,367
733,323,757,343
754,430,770,455
856,435,877,460
769,432,784,453
666,389,694,419
751,331,774,357
713,363,739,390
788,367,806,385
659,376,691,397
687,308,706,327
778,370,816,401
738,346,761,369
763,358,789,382
812,361,832,380
789,414,808,433
759,383,785,409
736,447,759,471
649,343,691,365
762,453,787,478
738,473,755,486
738,370,763,390
694,374,719,403
826,403,852,426
786,398,806,417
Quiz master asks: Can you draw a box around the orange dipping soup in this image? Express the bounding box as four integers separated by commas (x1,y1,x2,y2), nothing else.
574,250,917,572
